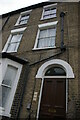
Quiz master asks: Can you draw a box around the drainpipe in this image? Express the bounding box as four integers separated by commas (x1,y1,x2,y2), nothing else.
60,12,66,51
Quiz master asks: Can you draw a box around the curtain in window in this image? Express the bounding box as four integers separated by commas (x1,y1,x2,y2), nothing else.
6,34,22,52
38,28,56,48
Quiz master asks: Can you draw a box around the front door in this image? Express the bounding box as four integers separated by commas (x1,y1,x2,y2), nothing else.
39,78,66,120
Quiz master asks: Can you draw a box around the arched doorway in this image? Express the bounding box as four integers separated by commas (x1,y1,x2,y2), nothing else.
36,59,74,120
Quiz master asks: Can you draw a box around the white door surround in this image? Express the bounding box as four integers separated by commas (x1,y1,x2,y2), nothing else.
36,59,74,79
36,59,74,119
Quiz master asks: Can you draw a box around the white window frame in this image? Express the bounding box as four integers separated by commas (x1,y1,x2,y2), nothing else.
15,10,32,26
0,58,22,117
2,27,26,53
41,3,57,20
33,21,58,50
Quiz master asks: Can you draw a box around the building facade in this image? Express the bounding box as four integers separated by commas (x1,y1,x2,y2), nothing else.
0,1,80,119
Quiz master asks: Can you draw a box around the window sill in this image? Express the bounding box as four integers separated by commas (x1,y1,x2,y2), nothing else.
40,16,57,21
32,46,56,51
0,112,11,117
2,51,17,53
0,107,11,117
14,23,27,27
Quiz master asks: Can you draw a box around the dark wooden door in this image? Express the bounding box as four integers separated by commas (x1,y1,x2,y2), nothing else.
39,78,66,120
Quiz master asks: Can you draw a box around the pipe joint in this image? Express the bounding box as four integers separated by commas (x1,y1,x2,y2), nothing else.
60,12,65,17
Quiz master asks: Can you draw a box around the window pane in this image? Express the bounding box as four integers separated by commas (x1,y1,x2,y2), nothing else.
20,14,29,24
0,85,10,108
1,65,17,107
7,43,17,52
39,28,56,38
51,8,56,14
21,15,29,21
50,37,55,46
2,65,17,86
37,27,56,48
45,67,66,76
39,29,47,38
38,38,48,48
48,28,56,37
10,34,22,43
2,86,11,107
7,42,20,52
50,14,56,18
20,19,28,24
44,9,50,16
15,42,20,51
6,34,22,52
43,8,56,19
38,40,42,48
48,37,55,47
38,37,55,48
22,14,29,20
43,15,48,19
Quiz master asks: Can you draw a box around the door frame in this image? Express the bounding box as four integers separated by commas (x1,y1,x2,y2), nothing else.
36,76,68,119
36,59,74,119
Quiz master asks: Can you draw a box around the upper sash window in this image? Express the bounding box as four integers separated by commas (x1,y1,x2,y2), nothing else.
33,21,58,50
15,10,32,25
2,27,26,53
41,3,57,20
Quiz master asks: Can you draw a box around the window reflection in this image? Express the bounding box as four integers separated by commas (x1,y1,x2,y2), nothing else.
45,67,66,76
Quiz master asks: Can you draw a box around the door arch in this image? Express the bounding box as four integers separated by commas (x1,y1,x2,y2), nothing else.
36,59,74,79
36,59,74,119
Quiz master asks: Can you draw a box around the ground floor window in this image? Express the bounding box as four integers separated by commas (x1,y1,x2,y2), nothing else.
0,58,22,117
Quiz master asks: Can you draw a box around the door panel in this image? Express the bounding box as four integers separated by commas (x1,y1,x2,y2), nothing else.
39,78,66,119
